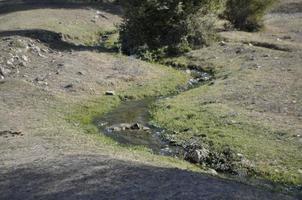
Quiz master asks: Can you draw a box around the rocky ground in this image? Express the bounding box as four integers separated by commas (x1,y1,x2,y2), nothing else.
0,0,301,199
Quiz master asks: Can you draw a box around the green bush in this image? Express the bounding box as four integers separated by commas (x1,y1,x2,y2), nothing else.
224,0,276,31
119,0,224,57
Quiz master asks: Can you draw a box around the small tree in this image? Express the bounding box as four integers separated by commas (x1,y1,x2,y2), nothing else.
119,0,224,57
224,0,276,31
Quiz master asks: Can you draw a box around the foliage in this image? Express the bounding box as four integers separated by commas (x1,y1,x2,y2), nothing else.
119,0,224,57
224,0,276,31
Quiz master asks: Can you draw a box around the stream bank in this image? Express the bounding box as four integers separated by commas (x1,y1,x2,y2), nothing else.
93,68,301,197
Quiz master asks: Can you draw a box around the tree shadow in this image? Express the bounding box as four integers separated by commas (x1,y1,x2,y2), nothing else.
0,154,297,200
0,0,122,16
0,29,116,53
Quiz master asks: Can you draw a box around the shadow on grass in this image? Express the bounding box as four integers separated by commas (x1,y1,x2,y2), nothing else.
0,29,116,53
0,0,122,16
0,154,297,200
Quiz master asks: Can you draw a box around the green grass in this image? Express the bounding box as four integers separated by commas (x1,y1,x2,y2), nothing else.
63,64,196,169
150,84,302,185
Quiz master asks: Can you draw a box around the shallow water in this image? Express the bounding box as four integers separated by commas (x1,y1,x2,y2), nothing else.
94,98,184,157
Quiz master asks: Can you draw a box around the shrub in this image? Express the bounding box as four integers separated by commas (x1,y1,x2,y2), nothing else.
224,0,276,31
119,0,224,57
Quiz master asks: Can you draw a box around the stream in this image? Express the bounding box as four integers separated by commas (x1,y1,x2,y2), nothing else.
94,70,211,157
93,70,301,197
94,97,184,157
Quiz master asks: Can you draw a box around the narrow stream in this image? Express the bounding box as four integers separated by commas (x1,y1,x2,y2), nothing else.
94,70,211,157
93,70,301,197
94,98,184,157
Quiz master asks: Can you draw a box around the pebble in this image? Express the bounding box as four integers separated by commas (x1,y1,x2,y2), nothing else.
207,169,218,176
219,41,227,46
21,55,29,62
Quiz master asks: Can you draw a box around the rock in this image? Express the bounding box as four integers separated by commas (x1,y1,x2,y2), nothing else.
41,48,48,53
0,66,11,77
37,81,48,86
120,123,132,130
105,91,115,96
219,41,227,46
6,60,13,66
31,46,41,53
77,71,84,75
206,169,218,176
64,84,73,89
108,126,122,132
38,52,47,58
19,61,27,67
0,75,4,80
185,147,209,164
21,55,29,62
130,123,141,130
143,126,151,131
113,127,121,132
35,76,45,82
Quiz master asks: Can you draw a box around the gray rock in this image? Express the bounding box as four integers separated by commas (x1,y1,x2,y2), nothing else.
112,127,121,132
185,147,209,164
6,60,13,66
37,81,48,86
38,52,47,58
143,126,151,131
0,66,11,77
206,168,218,176
219,41,227,46
35,76,45,82
19,61,27,67
41,48,49,53
108,125,122,132
120,123,132,130
21,55,29,62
